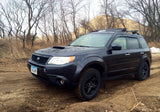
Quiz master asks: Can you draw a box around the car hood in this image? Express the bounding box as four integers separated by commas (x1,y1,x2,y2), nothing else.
34,46,103,56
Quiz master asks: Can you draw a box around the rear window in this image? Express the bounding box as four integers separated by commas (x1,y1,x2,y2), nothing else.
139,38,149,48
127,37,140,49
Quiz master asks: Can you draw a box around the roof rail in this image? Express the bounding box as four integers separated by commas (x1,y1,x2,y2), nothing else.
104,28,127,32
115,28,127,32
92,30,100,32
125,30,139,35
92,28,140,35
92,28,126,32
119,28,140,35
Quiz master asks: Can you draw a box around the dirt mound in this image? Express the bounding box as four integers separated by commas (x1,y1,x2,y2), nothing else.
60,89,137,112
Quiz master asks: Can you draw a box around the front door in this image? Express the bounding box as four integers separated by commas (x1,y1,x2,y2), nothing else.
105,36,131,77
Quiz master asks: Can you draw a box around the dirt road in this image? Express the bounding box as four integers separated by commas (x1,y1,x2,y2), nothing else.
0,54,160,112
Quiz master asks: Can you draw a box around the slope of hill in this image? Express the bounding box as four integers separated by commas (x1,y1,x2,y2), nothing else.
72,15,145,39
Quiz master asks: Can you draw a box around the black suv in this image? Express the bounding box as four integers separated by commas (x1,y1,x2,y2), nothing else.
28,28,151,100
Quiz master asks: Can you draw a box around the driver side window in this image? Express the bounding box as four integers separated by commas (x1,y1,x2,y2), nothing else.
112,37,127,50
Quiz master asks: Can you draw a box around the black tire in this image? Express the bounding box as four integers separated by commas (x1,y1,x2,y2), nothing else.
75,68,101,101
135,62,150,81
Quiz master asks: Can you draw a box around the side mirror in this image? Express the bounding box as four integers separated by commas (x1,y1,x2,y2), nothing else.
112,45,122,50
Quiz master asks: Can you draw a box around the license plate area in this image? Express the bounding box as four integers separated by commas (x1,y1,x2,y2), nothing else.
31,65,38,75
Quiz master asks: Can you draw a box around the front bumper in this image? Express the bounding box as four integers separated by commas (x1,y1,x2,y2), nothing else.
28,60,78,88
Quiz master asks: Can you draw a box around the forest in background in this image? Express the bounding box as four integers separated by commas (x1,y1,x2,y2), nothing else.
0,0,160,59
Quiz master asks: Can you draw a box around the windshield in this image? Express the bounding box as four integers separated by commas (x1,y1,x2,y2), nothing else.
70,33,113,47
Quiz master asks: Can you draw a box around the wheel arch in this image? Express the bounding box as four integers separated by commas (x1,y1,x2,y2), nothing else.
73,56,107,82
145,59,150,66
141,54,151,66
78,61,107,80
83,62,105,75
136,56,151,79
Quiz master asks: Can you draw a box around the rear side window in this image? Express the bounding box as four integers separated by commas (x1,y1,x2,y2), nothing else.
127,37,140,49
139,38,149,48
112,37,127,50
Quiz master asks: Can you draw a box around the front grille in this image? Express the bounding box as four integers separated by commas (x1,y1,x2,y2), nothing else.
31,54,49,64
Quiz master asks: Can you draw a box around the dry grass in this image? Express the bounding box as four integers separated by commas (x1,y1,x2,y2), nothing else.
0,38,70,61
0,39,30,59
148,42,160,48
0,39,159,61
0,39,50,60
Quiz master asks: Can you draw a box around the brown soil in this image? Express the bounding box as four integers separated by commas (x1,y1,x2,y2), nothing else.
0,54,160,112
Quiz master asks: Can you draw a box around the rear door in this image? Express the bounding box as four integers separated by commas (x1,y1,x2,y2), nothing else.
126,36,142,73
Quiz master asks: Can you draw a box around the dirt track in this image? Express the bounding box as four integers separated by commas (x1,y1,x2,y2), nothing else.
0,54,160,112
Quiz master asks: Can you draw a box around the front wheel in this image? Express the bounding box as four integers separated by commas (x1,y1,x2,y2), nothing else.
135,62,150,81
75,68,101,100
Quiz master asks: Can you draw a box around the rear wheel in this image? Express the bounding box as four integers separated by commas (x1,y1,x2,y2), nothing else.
135,62,150,81
75,68,101,100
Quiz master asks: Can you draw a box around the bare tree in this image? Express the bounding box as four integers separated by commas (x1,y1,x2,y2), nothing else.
0,17,5,38
23,0,47,43
67,0,84,38
79,1,92,34
0,0,29,49
126,0,160,42
0,2,14,39
100,0,127,29
59,0,72,42
11,0,26,41
48,0,58,44
38,14,50,43
100,0,116,29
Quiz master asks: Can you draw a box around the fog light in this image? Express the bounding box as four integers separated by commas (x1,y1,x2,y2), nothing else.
60,79,65,85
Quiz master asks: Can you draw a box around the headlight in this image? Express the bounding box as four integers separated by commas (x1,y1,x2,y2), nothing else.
48,56,75,65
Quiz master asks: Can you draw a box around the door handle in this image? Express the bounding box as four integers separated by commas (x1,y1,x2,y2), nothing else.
125,53,130,56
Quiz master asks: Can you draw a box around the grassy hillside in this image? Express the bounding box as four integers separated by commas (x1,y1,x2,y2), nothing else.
0,39,30,59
